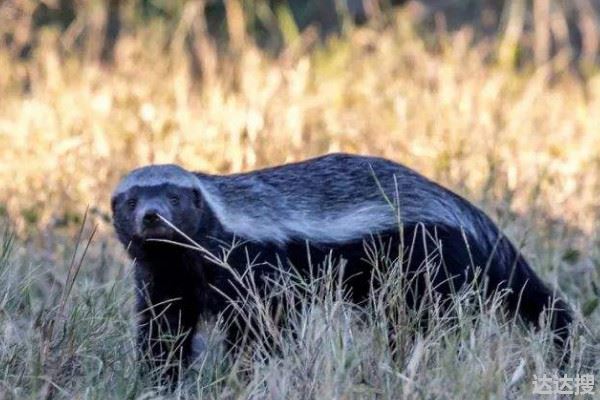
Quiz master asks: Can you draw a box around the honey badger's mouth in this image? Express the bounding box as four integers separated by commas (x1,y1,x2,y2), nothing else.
137,225,175,240
135,217,177,241
135,210,177,240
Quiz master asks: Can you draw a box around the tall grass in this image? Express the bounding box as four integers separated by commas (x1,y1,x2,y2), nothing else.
0,215,596,398
0,2,599,398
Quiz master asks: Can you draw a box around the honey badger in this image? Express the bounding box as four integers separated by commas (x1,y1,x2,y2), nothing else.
111,153,572,379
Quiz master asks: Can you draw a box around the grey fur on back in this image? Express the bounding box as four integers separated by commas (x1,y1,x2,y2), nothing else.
113,154,499,247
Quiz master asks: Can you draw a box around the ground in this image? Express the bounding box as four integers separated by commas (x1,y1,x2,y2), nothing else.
0,6,599,398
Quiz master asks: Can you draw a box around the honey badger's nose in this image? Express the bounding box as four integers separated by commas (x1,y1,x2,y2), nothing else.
142,210,160,226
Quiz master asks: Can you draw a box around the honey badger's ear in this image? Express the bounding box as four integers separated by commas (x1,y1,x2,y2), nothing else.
110,195,117,213
192,188,203,209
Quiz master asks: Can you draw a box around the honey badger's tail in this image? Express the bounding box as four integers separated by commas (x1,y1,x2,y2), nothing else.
514,260,572,349
401,221,572,356
511,259,572,338
490,238,573,360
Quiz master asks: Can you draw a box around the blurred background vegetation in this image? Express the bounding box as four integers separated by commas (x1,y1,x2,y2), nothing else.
2,0,599,69
0,2,599,397
0,0,599,234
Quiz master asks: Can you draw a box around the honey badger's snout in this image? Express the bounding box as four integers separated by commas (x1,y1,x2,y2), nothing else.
135,199,173,239
142,210,160,227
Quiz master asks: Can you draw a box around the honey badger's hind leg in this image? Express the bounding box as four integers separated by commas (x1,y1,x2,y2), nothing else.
359,224,572,361
460,230,574,363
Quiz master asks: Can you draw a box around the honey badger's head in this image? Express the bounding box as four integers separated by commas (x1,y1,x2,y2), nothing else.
111,165,204,253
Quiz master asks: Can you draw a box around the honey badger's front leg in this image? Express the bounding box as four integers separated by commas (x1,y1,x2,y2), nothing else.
134,260,200,384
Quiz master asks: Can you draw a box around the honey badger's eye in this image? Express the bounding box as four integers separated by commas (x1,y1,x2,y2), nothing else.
127,198,137,210
168,194,180,206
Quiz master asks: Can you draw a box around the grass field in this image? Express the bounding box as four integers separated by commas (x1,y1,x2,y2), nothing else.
1,3,599,398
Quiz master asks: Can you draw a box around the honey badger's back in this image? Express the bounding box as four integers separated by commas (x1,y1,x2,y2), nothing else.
197,153,496,246
197,153,572,346
112,153,572,384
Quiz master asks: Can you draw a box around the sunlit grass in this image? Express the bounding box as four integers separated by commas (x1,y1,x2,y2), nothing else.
0,10,599,398
0,215,597,398
1,21,599,234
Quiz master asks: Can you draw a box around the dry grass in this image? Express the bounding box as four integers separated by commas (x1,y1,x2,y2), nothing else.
0,8,599,399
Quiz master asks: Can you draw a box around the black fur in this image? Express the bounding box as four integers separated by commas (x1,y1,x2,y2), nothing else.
111,153,573,382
